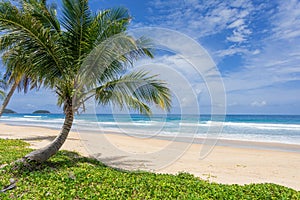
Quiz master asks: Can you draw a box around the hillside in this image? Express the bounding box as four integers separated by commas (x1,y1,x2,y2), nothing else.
3,109,16,114
32,110,51,114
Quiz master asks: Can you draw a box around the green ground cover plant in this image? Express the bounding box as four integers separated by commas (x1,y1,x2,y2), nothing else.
0,139,299,199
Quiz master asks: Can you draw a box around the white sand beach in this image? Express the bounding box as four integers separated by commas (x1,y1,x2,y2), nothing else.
0,123,299,191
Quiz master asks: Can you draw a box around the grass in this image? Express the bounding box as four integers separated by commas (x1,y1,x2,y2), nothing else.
0,139,299,199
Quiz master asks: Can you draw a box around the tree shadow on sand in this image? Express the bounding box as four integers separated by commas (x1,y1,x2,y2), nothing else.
91,154,153,171
21,135,81,142
10,150,152,175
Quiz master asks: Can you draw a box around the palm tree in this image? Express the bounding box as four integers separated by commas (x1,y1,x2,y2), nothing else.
0,0,171,163
0,52,37,117
0,75,18,117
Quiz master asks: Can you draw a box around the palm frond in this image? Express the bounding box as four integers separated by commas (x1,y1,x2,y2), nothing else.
2,43,41,93
61,0,92,67
0,77,7,89
0,74,6,99
0,1,64,83
94,70,171,115
0,34,19,52
79,33,155,91
93,7,131,44
0,90,5,99
23,0,61,32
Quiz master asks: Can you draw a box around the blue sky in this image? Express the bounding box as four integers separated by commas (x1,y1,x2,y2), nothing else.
4,0,300,114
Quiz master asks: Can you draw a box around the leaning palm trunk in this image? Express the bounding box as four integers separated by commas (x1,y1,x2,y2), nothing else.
23,101,74,162
1,0,172,164
0,81,18,117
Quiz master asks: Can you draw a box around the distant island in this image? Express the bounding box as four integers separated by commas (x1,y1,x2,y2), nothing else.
33,110,51,114
3,109,17,114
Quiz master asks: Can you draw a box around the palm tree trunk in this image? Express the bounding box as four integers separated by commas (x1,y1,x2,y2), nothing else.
23,101,74,163
0,81,18,117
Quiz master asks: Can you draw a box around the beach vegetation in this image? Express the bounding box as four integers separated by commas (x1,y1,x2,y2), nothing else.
1,139,299,199
0,0,171,164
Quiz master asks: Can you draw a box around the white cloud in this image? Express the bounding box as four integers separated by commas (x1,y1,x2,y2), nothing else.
216,47,242,57
25,104,37,109
131,41,226,114
252,49,260,55
272,0,300,40
251,100,267,107
140,0,300,114
226,33,245,43
227,25,252,42
215,0,300,92
148,0,255,43
228,19,244,29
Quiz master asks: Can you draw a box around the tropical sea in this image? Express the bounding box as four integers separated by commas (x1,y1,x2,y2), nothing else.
1,114,300,146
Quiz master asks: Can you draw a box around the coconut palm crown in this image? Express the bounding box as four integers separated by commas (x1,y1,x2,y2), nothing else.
0,0,171,163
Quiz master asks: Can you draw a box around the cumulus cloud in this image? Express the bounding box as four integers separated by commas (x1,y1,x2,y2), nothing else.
251,101,267,107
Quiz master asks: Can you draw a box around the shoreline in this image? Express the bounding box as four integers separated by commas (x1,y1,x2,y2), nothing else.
0,123,299,191
2,114,300,146
3,121,300,153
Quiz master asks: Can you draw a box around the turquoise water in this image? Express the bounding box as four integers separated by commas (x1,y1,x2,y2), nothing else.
1,114,300,145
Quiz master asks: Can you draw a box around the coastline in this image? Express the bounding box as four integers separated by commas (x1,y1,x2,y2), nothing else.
0,123,299,191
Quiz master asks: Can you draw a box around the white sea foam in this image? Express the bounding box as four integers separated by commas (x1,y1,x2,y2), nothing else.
24,115,42,118
221,122,300,131
1,114,300,145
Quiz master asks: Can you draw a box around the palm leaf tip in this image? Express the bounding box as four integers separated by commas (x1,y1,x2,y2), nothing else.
121,72,172,113
0,90,5,99
154,83,172,112
94,70,171,115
